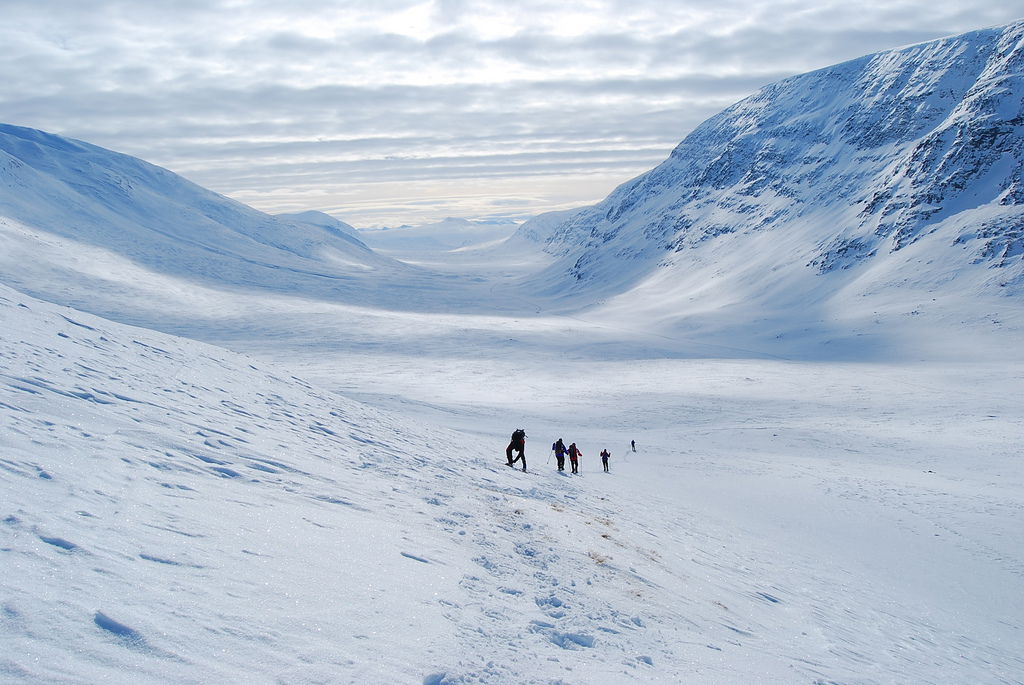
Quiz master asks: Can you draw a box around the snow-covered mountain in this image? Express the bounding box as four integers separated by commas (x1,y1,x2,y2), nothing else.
0,124,418,318
519,22,1024,327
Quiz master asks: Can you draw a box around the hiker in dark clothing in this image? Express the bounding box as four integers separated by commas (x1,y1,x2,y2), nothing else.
600,449,610,472
552,438,567,471
631,439,636,452
568,442,581,474
506,429,527,471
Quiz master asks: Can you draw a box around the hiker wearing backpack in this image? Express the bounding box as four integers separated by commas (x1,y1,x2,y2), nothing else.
600,449,610,472
568,442,581,474
506,428,527,471
552,438,567,471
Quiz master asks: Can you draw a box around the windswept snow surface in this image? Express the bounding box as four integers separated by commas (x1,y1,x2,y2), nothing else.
3,256,1024,685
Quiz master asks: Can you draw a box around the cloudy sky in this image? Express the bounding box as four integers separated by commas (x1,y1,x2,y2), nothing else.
2,1,1022,227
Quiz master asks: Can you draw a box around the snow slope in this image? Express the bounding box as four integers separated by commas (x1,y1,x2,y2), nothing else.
6,264,1024,685
4,281,1023,684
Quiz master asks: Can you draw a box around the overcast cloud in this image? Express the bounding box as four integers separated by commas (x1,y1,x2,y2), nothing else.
2,0,1022,226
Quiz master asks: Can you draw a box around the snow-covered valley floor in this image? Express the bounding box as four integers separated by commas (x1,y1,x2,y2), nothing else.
2,229,1023,684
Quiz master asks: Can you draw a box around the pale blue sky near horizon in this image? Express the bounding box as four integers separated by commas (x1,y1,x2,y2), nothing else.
2,0,1022,227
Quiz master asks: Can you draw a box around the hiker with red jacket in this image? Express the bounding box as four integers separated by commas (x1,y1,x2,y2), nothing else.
568,442,582,474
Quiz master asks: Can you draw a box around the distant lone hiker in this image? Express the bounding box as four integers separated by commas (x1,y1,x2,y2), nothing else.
507,428,527,471
631,440,636,452
600,449,610,472
568,442,582,474
552,438,567,472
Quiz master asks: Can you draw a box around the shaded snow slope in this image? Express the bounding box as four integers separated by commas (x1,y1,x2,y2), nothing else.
518,21,1024,342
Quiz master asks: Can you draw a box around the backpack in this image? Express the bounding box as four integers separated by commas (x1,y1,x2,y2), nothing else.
511,429,526,442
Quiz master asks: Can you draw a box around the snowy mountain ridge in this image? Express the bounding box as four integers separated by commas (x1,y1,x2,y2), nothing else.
521,21,1024,310
0,123,417,316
